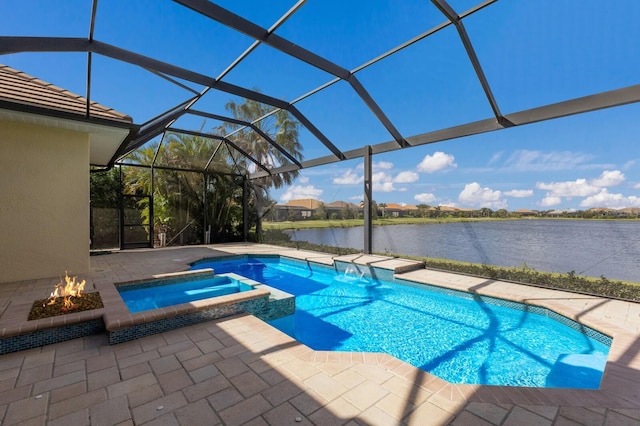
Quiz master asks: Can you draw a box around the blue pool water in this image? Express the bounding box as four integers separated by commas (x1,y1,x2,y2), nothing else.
118,275,253,313
191,256,610,388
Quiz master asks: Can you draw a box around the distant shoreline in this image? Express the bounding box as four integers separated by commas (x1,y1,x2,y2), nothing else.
262,216,636,231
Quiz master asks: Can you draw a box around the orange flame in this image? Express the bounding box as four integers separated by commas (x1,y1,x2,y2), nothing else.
62,296,77,310
46,272,86,309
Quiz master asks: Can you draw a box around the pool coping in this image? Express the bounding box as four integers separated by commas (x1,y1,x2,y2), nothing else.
98,272,271,332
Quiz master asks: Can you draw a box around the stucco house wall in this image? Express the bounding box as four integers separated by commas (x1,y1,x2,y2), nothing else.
0,120,89,283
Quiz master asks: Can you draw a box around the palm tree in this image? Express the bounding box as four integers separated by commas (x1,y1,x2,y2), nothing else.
480,207,493,217
90,167,121,248
416,203,431,218
224,98,303,240
119,96,303,244
123,131,244,244
378,202,387,218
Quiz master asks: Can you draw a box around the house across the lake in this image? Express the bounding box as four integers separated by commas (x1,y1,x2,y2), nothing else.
380,203,418,217
514,209,539,217
271,199,447,221
268,199,639,222
270,199,362,221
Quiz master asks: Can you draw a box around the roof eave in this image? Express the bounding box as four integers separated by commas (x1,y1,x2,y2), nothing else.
0,100,138,167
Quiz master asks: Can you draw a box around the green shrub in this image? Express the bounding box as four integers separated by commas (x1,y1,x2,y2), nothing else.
262,228,292,243
268,240,361,256
419,258,640,301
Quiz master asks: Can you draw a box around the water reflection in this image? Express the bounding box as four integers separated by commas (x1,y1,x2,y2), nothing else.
287,220,640,281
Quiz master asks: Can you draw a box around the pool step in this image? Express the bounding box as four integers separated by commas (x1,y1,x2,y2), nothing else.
333,254,425,276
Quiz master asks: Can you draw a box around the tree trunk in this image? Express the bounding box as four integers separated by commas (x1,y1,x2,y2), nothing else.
252,183,267,243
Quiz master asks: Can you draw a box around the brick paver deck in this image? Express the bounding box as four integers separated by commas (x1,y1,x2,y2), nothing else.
1,243,639,425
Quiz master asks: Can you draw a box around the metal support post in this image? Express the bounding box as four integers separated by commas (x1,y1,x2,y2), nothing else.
363,145,372,254
243,175,249,242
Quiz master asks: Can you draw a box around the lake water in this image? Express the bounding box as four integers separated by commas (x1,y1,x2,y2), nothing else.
285,219,640,282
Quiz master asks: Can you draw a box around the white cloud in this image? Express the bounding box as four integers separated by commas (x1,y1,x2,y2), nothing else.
298,176,309,184
591,170,625,187
334,167,417,192
356,160,393,170
536,170,626,203
488,151,504,166
580,189,640,209
634,182,640,189
371,172,396,192
458,182,506,209
333,169,363,185
279,185,323,202
536,178,599,198
374,181,396,192
417,151,457,173
539,196,562,207
375,161,393,170
414,193,436,204
504,150,594,171
393,170,419,183
371,172,387,182
504,189,533,198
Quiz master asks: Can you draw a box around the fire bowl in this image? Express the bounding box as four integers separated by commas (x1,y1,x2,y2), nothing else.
27,292,104,321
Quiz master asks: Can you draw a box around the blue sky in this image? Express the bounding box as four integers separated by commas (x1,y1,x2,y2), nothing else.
3,0,640,211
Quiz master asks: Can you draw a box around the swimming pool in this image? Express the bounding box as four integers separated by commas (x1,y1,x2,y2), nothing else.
191,255,611,388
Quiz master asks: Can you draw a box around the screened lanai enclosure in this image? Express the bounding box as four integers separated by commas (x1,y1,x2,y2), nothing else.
2,1,640,266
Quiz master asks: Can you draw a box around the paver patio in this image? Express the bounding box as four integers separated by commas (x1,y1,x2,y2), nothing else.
1,243,639,425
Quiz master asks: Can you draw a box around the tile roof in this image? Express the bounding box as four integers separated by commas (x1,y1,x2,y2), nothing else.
515,208,538,215
385,203,417,210
0,64,131,123
283,198,323,209
325,200,360,209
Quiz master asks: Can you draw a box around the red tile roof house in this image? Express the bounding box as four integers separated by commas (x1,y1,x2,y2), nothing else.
0,64,134,283
382,203,418,217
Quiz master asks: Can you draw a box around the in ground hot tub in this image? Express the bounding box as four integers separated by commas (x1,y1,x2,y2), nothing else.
97,269,294,344
118,273,254,312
